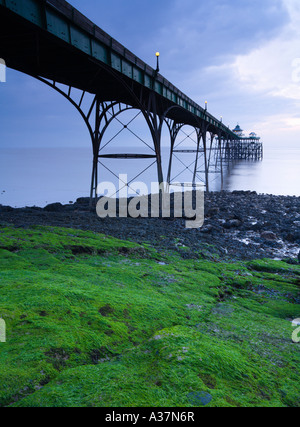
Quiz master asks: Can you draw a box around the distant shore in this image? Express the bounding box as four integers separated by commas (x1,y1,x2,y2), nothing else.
0,191,299,261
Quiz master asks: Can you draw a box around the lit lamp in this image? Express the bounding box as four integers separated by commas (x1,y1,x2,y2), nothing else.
205,101,208,111
156,52,160,73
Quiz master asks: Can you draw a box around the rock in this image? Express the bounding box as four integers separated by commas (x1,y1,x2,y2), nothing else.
232,190,256,196
206,207,220,218
0,192,299,262
212,303,235,316
25,206,43,211
286,232,300,244
232,190,246,195
261,231,278,241
200,225,213,234
76,197,89,205
0,205,14,213
43,203,64,212
187,391,213,406
223,219,242,229
186,304,202,311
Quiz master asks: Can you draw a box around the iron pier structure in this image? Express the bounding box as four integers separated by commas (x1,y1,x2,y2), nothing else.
0,0,263,202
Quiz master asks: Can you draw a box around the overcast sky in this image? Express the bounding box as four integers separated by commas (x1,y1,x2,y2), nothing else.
1,0,300,149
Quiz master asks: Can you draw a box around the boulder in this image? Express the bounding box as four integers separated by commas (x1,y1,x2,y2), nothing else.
261,231,278,241
0,205,14,213
43,202,64,212
76,197,89,205
223,219,242,229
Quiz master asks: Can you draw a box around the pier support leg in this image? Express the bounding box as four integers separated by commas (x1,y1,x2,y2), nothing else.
192,131,203,187
203,132,209,193
217,133,224,191
166,121,183,185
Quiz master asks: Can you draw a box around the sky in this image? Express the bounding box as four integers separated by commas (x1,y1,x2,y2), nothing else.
1,0,300,150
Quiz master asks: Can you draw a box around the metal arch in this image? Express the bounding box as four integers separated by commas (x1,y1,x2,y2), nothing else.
166,120,206,188
99,63,164,161
164,118,185,143
35,77,96,144
0,0,241,144
93,65,166,192
33,76,221,196
33,69,261,203
165,110,214,191
205,130,225,190
92,100,164,203
161,104,200,129
192,119,213,191
165,120,186,186
160,104,202,184
0,0,265,210
36,70,161,155
35,58,238,200
95,102,145,151
91,101,157,203
98,101,135,131
34,71,165,205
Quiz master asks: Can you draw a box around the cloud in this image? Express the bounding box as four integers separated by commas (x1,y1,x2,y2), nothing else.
193,0,300,145
1,0,297,149
258,113,300,133
229,0,300,100
156,0,288,65
252,112,300,148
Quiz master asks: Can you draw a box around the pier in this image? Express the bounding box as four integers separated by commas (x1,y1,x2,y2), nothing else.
0,0,263,201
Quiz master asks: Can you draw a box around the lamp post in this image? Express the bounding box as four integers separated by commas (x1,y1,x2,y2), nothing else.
156,52,160,73
205,101,208,111
153,52,160,85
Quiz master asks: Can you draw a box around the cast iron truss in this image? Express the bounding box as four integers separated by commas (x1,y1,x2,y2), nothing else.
0,0,263,207
35,75,263,204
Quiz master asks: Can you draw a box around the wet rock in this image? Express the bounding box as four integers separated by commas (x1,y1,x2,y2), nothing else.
76,197,89,205
261,231,278,241
187,391,213,406
206,207,220,218
0,205,14,213
200,225,213,234
212,303,235,316
286,232,300,244
25,206,43,211
0,192,299,261
224,219,242,229
44,203,64,212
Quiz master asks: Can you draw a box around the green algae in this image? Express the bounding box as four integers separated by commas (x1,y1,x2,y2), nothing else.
0,225,299,407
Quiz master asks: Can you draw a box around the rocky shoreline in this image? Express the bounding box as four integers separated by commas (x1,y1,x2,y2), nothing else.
0,191,299,261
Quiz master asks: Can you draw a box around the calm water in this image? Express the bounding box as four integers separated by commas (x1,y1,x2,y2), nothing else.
223,146,300,197
0,146,299,208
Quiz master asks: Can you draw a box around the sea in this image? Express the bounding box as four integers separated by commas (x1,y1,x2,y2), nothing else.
0,145,299,208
